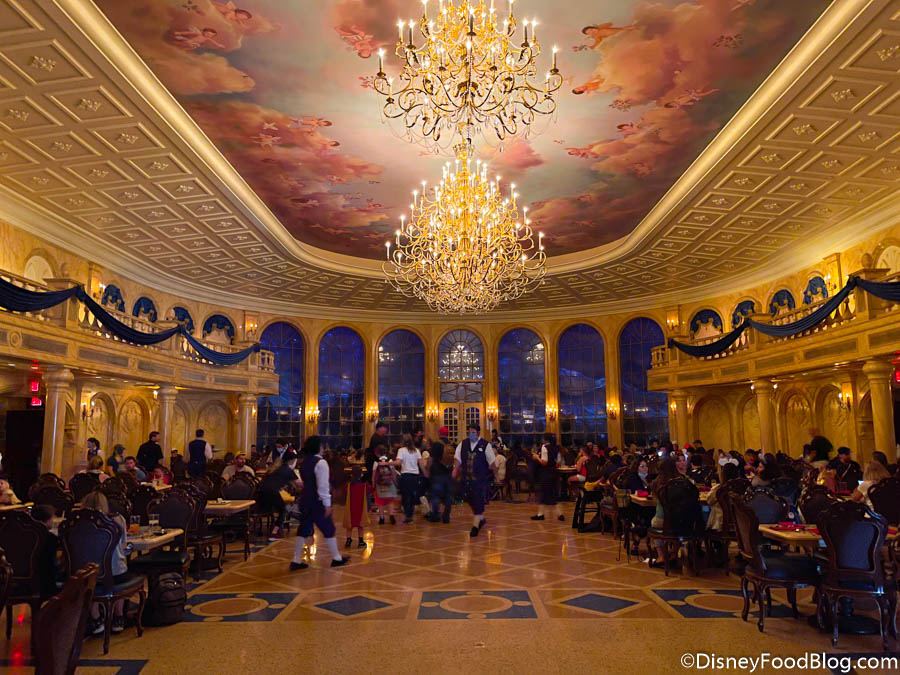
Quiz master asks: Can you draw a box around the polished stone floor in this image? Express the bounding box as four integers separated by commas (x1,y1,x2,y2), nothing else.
1,501,898,674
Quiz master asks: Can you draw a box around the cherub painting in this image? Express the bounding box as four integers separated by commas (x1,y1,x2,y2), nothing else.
170,26,225,50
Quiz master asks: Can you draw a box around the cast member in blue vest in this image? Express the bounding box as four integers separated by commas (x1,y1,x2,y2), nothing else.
531,432,564,521
453,423,497,538
187,429,212,478
290,435,350,571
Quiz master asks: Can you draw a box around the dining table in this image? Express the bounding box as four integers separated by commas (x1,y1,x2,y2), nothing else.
0,502,31,512
204,499,256,516
127,527,184,553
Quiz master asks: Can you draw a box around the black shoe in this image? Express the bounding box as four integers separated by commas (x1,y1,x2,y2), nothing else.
389,515,396,525
331,557,350,568
531,515,545,521
442,515,450,524
358,538,366,548
289,562,308,571
469,526,479,537
344,537,352,548
558,515,565,522
378,517,385,525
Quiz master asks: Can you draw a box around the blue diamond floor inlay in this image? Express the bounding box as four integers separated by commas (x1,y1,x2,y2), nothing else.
316,596,391,616
183,592,297,622
653,589,795,619
418,590,537,620
562,593,637,614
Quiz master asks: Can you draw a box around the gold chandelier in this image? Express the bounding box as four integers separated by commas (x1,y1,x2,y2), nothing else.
373,0,562,153
383,143,546,313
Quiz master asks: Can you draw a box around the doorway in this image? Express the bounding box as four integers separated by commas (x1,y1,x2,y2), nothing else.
441,403,483,446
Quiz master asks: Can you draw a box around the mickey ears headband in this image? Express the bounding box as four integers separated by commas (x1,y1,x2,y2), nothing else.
718,456,739,466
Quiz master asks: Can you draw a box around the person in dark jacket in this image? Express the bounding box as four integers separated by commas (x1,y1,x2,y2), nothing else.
137,431,163,471
187,429,212,477
426,441,453,523
258,449,301,541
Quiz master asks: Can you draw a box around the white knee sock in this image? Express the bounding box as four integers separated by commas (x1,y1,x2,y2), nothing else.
325,536,342,561
291,535,306,564
472,515,482,527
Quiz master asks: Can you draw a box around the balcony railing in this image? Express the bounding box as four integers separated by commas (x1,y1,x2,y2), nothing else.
1,272,274,373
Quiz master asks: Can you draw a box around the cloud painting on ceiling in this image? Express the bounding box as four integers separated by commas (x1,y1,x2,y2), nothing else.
96,0,829,259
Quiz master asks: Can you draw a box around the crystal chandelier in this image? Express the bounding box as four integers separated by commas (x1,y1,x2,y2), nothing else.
373,0,562,153
384,143,546,313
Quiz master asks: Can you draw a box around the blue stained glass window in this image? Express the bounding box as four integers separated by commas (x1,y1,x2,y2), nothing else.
318,327,364,451
256,322,304,452
558,324,607,448
619,318,669,447
498,329,545,450
378,330,425,444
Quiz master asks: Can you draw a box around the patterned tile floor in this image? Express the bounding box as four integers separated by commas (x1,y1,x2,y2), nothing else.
1,502,897,673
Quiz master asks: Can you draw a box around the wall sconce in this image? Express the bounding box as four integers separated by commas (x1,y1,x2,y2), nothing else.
306,407,320,423
366,405,379,422
669,401,678,414
245,318,258,334
546,402,558,421
666,311,680,331
81,400,95,421
486,405,498,421
426,405,439,422
606,403,619,420
252,407,257,417
152,389,158,400
837,389,852,412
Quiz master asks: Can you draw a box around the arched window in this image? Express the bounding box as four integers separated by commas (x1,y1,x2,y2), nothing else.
202,314,235,343
318,327,364,451
558,324,606,448
257,322,305,451
619,318,669,447
438,330,484,402
378,330,425,444
498,329,545,449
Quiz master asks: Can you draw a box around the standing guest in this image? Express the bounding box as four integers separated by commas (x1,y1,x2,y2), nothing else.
105,444,124,475
426,441,453,523
187,429,212,477
137,431,163,471
372,446,398,525
267,440,287,467
342,465,369,549
396,434,425,524
850,461,891,509
86,437,102,461
453,423,496,538
290,436,349,571
366,423,389,474
807,430,833,468
169,448,186,480
81,491,131,635
119,456,147,482
258,449,301,541
222,453,255,480
84,455,109,483
827,446,863,491
437,426,451,447
531,433,563,521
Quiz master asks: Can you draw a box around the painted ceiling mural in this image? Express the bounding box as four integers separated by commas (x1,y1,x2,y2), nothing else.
96,0,830,259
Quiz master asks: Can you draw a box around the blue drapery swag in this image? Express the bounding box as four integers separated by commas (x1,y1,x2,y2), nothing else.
668,275,898,358
0,276,259,365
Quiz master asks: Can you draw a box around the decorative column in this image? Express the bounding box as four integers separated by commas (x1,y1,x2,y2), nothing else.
41,367,74,476
671,389,690,449
237,392,257,454
863,360,897,462
157,385,177,459
364,336,378,443
544,333,559,437
605,333,623,450
753,379,777,455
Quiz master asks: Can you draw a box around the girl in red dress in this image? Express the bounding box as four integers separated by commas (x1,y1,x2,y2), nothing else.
343,465,370,548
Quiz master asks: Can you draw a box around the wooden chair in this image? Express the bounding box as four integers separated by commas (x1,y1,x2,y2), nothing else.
648,477,705,576
707,477,751,573
118,472,140,495
68,473,100,502
798,485,837,524
128,485,158,526
34,563,98,675
769,477,801,506
743,488,792,524
59,509,146,655
203,471,224,500
868,476,900,526
103,492,132,521
0,512,57,648
27,474,65,501
128,491,193,582
190,475,214,499
33,485,75,517
596,467,627,537
733,500,819,633
98,476,127,496
816,500,897,650
185,492,224,581
209,479,254,560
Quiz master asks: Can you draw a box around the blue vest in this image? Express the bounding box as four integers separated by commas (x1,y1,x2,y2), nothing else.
460,438,490,482
299,454,324,507
188,438,207,467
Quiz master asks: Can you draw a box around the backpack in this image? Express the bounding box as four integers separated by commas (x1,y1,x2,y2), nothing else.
376,464,395,487
142,572,186,626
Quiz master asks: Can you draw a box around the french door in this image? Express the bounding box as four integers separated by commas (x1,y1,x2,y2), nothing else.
441,403,483,447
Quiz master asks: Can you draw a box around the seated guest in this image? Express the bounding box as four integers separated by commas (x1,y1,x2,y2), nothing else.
81,491,131,635
150,466,170,485
84,454,109,482
707,462,742,531
222,453,256,480
136,431,163,471
649,458,680,568
568,446,592,487
751,454,781,487
827,446,862,490
850,461,891,509
30,504,62,584
0,476,20,505
257,449,302,541
686,455,708,484
601,453,624,480
744,449,760,473
806,433,833,469
118,456,147,482
625,458,650,492
170,448,187,480
105,444,125,475
674,452,688,477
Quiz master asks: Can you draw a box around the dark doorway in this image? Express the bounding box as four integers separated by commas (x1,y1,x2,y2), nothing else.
5,409,44,500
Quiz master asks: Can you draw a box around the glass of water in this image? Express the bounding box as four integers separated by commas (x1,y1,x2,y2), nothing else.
149,513,160,534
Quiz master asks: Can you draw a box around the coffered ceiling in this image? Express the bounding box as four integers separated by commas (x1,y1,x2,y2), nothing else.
0,0,897,320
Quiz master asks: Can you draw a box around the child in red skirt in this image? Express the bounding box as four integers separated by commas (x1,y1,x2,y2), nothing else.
343,465,370,548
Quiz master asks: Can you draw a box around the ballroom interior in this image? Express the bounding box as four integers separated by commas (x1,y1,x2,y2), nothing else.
0,0,899,673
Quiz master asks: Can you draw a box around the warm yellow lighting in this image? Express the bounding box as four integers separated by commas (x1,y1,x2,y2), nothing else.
546,402,558,421
606,403,618,420
373,0,563,152
306,406,320,423
837,385,853,411
486,404,498,421
426,405,440,422
384,143,546,313
366,404,380,422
